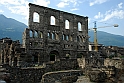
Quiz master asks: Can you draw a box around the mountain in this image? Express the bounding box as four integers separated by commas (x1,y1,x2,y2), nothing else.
0,14,124,46
0,14,27,42
89,30,124,46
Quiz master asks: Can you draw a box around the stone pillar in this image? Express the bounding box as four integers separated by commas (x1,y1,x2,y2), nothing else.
12,57,17,67
11,57,14,66
17,54,22,67
1,51,4,64
4,54,6,64
9,56,12,66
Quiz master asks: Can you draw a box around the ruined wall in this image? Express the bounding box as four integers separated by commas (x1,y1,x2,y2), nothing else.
1,58,80,83
0,38,26,67
22,3,88,64
41,70,82,83
9,67,44,83
104,58,124,69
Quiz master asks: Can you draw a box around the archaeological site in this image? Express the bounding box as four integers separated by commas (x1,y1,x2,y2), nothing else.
0,3,124,83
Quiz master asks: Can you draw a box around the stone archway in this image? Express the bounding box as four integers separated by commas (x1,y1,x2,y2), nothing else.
77,52,87,58
77,53,83,58
32,52,39,63
49,50,59,61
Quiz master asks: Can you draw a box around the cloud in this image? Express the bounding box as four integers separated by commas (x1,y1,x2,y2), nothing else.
57,2,69,8
94,12,103,19
0,9,4,13
0,0,21,5
89,0,108,6
70,8,79,11
33,0,50,7
118,2,123,9
57,0,82,8
93,2,124,22
0,0,50,20
0,0,29,19
100,9,124,22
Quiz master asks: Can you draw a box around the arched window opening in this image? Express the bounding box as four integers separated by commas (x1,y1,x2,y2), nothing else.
63,34,66,40
48,32,51,39
29,30,33,37
77,36,79,42
52,33,55,40
78,22,82,31
62,35,64,40
55,33,59,40
34,31,38,37
32,52,39,63
66,35,69,41
39,31,43,38
65,20,69,29
33,12,40,23
50,16,55,25
49,51,59,61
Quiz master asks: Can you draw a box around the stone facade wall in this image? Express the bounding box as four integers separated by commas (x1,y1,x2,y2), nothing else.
22,3,88,64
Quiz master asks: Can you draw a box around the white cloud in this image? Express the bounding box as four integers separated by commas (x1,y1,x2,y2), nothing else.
8,4,29,19
89,0,108,6
57,0,81,8
94,12,103,19
118,2,123,9
0,0,22,5
100,9,124,22
57,2,69,8
0,9,4,13
93,2,124,22
0,0,50,20
0,0,29,19
70,8,79,11
33,0,50,7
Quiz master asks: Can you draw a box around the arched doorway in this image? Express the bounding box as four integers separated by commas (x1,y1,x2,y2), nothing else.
77,53,83,58
49,50,59,61
32,52,38,63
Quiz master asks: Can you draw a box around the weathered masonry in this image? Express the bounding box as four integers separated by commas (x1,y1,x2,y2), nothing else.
22,3,89,64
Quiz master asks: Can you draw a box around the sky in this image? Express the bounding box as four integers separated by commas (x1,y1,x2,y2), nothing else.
0,0,124,36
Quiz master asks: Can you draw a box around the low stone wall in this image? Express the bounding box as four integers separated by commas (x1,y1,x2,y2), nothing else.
41,70,82,83
44,58,79,72
1,58,80,83
9,67,45,83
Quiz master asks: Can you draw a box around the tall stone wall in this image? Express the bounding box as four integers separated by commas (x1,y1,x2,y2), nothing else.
22,3,89,64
